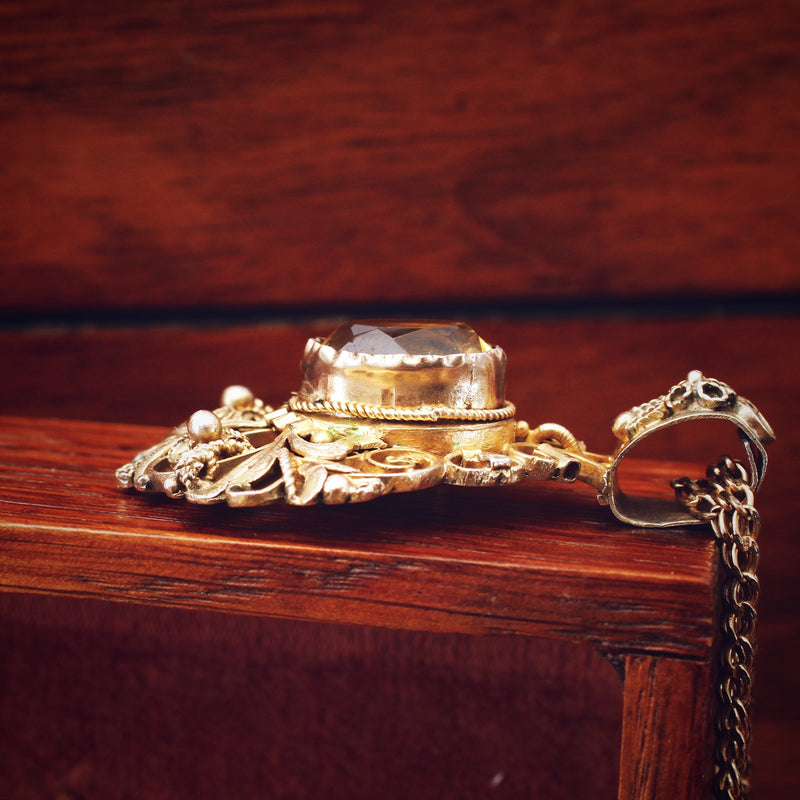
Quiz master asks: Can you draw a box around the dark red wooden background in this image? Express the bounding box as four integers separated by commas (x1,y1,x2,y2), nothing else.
1,1,798,798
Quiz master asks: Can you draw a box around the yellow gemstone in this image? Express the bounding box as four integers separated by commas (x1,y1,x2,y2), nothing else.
324,320,488,356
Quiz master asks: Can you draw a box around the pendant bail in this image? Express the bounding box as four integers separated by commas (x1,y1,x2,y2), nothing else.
597,371,775,527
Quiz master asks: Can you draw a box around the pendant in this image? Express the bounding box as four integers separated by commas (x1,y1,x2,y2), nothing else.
117,320,774,527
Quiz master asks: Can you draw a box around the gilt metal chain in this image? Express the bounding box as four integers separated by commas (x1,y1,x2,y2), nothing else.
672,456,761,800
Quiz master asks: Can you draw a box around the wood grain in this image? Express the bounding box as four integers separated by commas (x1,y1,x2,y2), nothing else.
0,415,718,659
618,656,714,800
0,414,721,799
1,0,798,312
0,592,624,800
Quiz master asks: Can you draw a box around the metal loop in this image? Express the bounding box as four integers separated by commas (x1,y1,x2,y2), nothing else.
605,372,773,527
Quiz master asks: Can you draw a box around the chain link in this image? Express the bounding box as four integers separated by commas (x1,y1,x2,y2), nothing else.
672,456,761,800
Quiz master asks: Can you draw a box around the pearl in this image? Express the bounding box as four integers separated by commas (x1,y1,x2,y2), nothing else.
187,410,222,443
687,369,703,385
612,411,633,441
322,473,351,503
221,384,255,409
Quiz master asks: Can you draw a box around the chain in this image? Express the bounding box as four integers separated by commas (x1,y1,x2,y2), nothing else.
672,456,761,800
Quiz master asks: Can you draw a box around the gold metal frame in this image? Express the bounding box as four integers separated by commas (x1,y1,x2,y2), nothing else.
117,322,774,527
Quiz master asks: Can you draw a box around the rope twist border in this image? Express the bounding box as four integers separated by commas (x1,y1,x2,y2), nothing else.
288,396,516,423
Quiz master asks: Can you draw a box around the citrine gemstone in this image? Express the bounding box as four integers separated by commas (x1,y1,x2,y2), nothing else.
301,319,507,411
324,321,488,356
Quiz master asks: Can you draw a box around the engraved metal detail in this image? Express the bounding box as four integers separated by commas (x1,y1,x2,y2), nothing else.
117,328,773,530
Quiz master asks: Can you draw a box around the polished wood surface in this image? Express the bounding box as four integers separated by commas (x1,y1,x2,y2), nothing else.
618,656,715,800
0,415,718,799
1,0,798,313
0,416,717,656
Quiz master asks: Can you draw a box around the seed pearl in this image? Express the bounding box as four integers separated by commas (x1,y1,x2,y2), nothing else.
322,473,351,504
187,410,223,443
221,384,255,409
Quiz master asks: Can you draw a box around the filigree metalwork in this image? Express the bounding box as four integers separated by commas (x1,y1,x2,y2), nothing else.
117,395,564,507
117,324,774,528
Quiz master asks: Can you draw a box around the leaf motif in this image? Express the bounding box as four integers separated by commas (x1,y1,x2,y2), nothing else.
287,431,354,461
295,462,329,505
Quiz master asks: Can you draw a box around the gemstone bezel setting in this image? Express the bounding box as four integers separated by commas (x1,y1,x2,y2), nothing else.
297,321,507,412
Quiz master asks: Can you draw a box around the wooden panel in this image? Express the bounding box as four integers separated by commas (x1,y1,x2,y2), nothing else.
0,593,623,800
0,415,718,659
1,0,798,313
618,656,714,800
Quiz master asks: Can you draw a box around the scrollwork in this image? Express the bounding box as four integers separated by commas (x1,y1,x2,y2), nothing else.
118,371,772,516
613,370,739,443
118,386,453,507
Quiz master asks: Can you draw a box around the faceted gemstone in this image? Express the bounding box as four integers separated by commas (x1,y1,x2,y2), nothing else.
324,321,488,356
